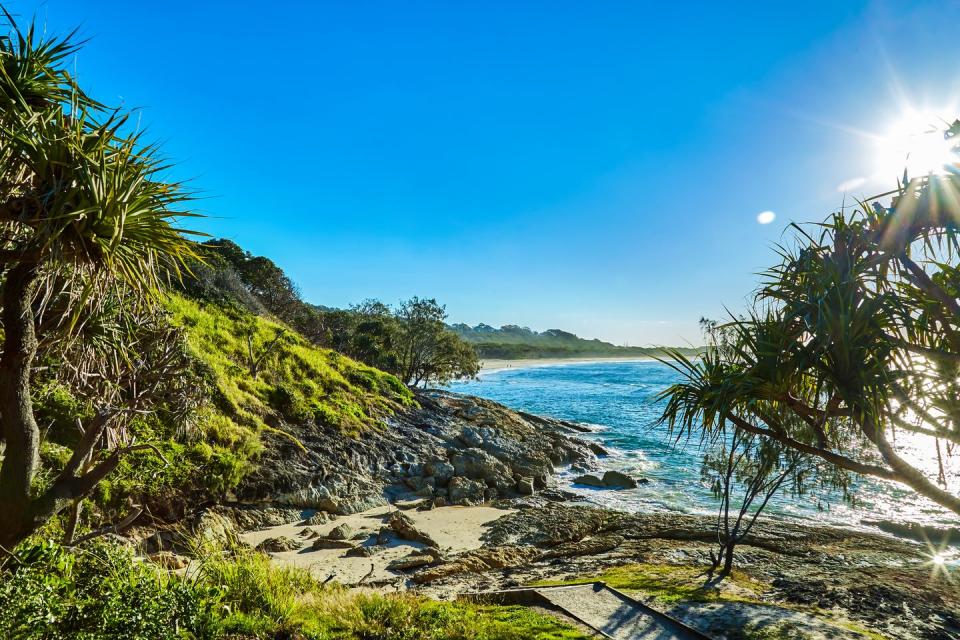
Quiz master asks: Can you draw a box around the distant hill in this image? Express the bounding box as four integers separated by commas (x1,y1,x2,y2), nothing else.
449,323,700,359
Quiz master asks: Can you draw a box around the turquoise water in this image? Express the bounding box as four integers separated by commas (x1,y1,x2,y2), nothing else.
449,359,958,531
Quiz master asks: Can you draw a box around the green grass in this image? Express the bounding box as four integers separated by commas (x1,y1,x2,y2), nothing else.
1,539,592,640
531,562,765,604
530,563,889,640
168,294,414,437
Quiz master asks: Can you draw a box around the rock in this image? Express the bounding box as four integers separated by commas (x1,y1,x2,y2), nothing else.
387,549,444,571
213,505,303,531
573,473,606,488
376,526,392,545
412,545,539,584
389,511,439,547
573,471,642,490
311,538,357,550
395,498,429,511
540,535,624,559
303,511,330,526
433,496,447,508
148,551,189,570
256,536,303,553
235,389,599,516
588,442,609,456
601,470,640,489
425,460,456,483
448,476,487,505
450,449,515,490
516,476,536,495
299,527,321,539
193,510,239,547
862,519,960,546
345,545,381,558
327,523,353,540
351,530,369,540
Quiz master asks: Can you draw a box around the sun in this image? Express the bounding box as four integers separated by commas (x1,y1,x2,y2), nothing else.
874,109,959,182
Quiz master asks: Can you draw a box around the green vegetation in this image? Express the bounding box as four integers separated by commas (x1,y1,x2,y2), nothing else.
168,294,413,437
0,12,204,548
531,562,764,604
185,239,480,386
658,123,960,543
531,564,887,640
452,323,700,360
0,539,591,640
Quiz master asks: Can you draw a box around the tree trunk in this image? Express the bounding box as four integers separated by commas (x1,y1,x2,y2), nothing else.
721,541,735,576
0,263,41,549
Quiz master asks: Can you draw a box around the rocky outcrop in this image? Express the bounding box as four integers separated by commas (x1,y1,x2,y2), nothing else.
572,470,645,489
256,536,303,553
237,389,600,514
389,511,439,548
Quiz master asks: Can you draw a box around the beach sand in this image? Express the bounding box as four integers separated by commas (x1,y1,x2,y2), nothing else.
479,355,655,374
242,504,513,587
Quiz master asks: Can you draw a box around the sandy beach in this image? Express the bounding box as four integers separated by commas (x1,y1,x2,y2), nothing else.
242,504,514,587
479,355,655,374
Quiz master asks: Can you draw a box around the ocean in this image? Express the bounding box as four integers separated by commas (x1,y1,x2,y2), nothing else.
448,359,958,532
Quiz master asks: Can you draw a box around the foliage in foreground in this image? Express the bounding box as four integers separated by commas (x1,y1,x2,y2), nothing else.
0,539,590,640
659,123,960,541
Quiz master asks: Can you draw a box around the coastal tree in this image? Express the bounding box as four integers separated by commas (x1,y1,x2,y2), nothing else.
395,297,480,386
659,119,960,520
0,15,200,549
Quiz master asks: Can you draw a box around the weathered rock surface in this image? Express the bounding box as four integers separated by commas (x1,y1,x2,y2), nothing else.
256,536,303,553
388,511,439,548
326,523,353,540
148,551,189,570
210,505,304,531
572,470,644,489
302,511,333,526
310,538,356,550
237,389,599,514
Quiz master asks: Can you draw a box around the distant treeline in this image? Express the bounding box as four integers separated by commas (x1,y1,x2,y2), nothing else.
450,323,701,359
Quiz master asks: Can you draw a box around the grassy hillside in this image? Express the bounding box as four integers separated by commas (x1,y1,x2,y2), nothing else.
451,323,700,359
169,295,413,437
33,295,414,532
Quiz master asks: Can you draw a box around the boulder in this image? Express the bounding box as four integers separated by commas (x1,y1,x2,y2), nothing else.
389,511,439,547
516,477,536,495
303,511,331,526
311,538,356,550
256,536,303,553
327,523,354,540
214,505,303,531
387,549,444,571
346,545,382,557
299,527,320,540
448,476,487,505
412,545,538,584
573,473,606,488
602,470,641,489
194,510,239,547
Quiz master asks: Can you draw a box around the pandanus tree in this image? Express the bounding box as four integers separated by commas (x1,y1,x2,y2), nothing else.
659,120,960,526
0,16,200,549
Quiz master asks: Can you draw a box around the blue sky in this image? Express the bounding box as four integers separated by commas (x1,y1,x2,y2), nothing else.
13,1,960,344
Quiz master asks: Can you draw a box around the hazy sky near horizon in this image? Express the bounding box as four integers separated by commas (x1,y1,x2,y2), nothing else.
14,1,960,345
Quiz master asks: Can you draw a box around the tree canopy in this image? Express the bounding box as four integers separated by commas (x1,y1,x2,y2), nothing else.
659,120,960,518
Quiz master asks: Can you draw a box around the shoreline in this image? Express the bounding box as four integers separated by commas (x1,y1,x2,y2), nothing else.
478,355,657,374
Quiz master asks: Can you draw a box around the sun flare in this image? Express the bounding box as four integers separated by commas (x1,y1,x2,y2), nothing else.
875,109,959,181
